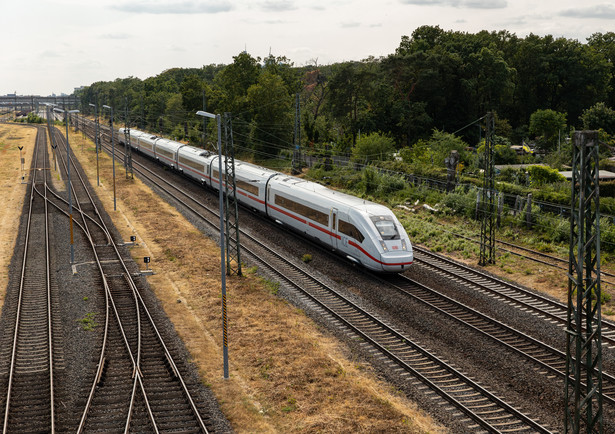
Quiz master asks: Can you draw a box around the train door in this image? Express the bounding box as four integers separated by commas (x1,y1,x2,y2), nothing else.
330,208,338,248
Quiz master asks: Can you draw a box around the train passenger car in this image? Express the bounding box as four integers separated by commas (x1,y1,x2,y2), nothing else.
177,145,214,185
118,127,148,148
135,132,158,159
230,160,278,214
154,137,183,169
118,128,413,273
266,176,413,272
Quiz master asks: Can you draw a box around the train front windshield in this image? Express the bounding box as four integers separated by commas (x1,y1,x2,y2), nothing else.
370,216,400,240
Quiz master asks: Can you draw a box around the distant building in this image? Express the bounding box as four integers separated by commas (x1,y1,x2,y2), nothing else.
559,170,615,181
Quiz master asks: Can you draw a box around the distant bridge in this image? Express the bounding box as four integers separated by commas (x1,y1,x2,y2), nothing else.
0,95,79,111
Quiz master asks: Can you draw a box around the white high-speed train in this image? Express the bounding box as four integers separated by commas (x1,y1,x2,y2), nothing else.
118,128,413,272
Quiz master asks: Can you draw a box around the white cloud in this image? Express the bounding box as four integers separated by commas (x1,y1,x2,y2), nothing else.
559,4,615,19
259,0,297,12
400,0,507,8
112,0,233,14
100,33,132,40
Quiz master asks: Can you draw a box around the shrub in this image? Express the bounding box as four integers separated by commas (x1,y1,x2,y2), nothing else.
527,165,566,186
440,187,477,219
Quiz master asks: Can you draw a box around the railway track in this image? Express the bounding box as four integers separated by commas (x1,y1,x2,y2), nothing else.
380,272,615,404
414,247,615,349
78,118,556,432
48,124,212,432
0,126,64,432
408,214,615,287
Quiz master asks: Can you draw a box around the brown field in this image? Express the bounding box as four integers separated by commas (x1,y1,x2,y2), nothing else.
0,124,37,305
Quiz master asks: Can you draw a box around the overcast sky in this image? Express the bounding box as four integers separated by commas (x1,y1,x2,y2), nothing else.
2,0,614,96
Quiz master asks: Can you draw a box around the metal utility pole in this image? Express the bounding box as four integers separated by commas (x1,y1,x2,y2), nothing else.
565,130,603,433
103,105,116,211
478,112,496,266
223,112,242,276
124,98,133,179
202,92,208,145
89,101,100,186
196,110,229,380
291,93,301,175
45,105,58,172
53,107,79,264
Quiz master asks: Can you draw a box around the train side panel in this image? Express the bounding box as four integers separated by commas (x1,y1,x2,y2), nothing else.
177,145,212,184
154,138,183,169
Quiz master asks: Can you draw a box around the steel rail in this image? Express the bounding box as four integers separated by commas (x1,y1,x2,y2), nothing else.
85,124,551,433
414,248,615,347
2,128,55,433
53,124,205,432
379,273,615,404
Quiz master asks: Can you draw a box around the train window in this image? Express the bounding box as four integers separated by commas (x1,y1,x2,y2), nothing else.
212,169,219,180
338,219,365,243
274,194,328,226
370,216,399,240
179,155,204,173
157,148,174,158
236,179,259,195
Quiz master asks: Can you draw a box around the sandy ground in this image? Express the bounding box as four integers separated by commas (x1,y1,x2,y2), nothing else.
64,129,445,432
0,124,37,305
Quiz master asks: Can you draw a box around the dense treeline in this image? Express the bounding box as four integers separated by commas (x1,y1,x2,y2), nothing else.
77,26,615,162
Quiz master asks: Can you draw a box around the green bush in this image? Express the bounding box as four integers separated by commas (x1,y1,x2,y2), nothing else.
376,172,407,196
440,187,477,219
528,165,566,186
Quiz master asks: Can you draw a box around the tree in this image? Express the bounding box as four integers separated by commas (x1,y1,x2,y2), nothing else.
215,51,261,113
327,61,377,147
351,132,396,164
180,74,205,113
246,71,293,157
580,102,615,135
529,109,567,152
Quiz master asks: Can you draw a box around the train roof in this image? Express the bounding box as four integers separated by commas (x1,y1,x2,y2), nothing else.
234,160,279,179
274,175,390,215
178,145,211,158
154,137,183,150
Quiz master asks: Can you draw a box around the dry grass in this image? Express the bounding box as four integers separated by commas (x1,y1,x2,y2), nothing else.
66,129,445,433
0,124,37,304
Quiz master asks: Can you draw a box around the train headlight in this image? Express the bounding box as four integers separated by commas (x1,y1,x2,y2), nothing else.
379,240,388,252
401,239,407,251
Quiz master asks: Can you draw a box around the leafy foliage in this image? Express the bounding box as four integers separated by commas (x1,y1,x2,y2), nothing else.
527,165,566,186
351,132,396,163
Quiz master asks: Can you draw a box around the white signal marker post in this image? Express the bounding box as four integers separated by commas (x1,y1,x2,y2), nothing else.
196,110,229,380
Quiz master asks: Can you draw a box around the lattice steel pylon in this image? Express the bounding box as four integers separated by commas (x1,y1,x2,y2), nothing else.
565,130,603,433
223,112,242,276
478,112,496,266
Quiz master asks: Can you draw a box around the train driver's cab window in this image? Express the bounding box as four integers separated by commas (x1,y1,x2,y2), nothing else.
338,219,365,243
370,215,400,240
